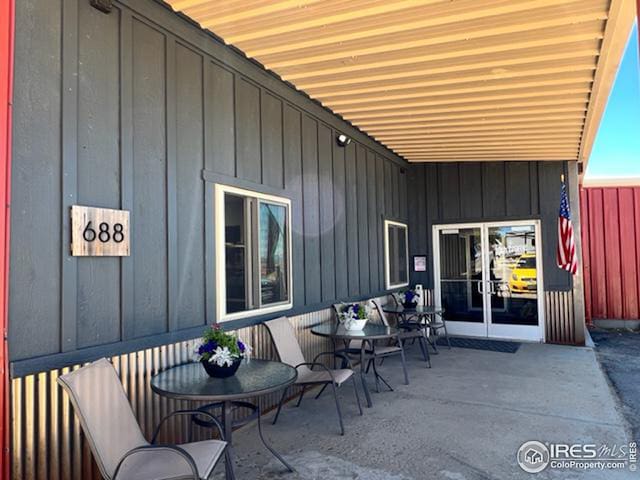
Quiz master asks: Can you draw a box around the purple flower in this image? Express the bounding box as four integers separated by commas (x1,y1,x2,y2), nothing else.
199,341,217,355
238,340,246,353
406,290,416,302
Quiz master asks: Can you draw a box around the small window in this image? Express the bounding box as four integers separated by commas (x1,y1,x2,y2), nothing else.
384,220,409,289
215,184,292,321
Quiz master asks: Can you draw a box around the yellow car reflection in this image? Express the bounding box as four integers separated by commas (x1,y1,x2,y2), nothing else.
509,253,537,293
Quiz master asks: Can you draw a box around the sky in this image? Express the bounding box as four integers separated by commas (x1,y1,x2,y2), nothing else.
586,23,640,179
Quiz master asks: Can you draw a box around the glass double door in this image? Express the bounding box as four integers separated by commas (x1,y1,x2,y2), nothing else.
434,221,544,342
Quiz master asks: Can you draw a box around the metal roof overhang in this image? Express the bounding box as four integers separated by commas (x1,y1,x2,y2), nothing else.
166,0,635,173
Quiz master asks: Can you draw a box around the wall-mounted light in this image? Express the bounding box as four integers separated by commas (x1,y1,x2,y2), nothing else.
336,134,352,147
90,0,113,13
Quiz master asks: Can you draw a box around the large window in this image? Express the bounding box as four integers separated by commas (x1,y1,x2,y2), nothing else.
384,220,409,289
215,184,292,321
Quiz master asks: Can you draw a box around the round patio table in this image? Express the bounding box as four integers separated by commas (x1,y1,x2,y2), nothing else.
311,323,401,408
382,304,446,352
151,359,297,480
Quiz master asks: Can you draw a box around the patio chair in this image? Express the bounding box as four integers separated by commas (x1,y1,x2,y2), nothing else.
391,293,451,352
332,302,409,377
264,316,362,436
372,300,431,368
58,358,232,480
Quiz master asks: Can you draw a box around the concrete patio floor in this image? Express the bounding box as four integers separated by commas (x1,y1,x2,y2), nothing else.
217,341,634,479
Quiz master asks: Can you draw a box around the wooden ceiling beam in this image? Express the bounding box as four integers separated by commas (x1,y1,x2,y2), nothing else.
176,0,327,29
360,116,586,131
354,107,587,126
332,84,592,113
308,63,597,97
210,0,442,38
280,26,603,80
295,48,598,89
345,94,588,120
324,74,594,106
367,121,586,135
406,155,576,161
262,2,608,67
396,146,580,153
238,0,583,55
388,136,581,146
376,130,583,141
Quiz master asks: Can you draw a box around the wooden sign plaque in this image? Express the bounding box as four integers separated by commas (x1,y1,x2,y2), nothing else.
70,205,130,256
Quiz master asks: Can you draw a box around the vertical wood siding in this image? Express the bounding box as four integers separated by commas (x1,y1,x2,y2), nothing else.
545,291,575,344
408,161,573,291
9,0,407,370
580,186,640,322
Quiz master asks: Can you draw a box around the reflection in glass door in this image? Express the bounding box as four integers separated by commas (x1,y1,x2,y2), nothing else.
434,222,544,341
436,226,487,338
487,225,537,325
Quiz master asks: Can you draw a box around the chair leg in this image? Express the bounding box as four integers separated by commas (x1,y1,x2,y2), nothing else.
340,354,349,369
351,375,363,415
418,335,431,368
428,325,439,354
329,382,345,436
443,322,452,349
296,386,307,407
399,344,410,385
314,383,328,400
272,388,288,425
372,359,381,393
224,447,236,480
365,358,373,374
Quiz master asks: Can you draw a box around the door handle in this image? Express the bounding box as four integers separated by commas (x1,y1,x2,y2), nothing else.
477,281,485,294
488,281,496,295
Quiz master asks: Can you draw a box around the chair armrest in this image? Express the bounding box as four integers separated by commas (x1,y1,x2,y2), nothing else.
312,351,354,369
295,362,336,383
113,444,199,480
151,409,226,444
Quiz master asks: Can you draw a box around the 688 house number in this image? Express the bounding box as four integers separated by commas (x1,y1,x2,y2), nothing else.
71,205,130,257
82,221,126,244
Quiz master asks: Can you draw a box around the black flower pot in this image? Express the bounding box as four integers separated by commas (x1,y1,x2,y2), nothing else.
403,301,418,309
201,358,242,378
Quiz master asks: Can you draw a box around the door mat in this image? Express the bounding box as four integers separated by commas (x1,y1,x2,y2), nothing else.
436,336,521,353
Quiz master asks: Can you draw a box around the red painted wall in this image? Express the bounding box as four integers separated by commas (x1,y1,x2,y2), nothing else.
580,186,640,322
0,0,13,476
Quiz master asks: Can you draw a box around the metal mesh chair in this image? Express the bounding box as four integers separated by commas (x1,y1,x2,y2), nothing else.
58,358,232,480
372,300,431,368
264,316,362,436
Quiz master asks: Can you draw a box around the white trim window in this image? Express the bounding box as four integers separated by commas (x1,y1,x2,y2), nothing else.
384,220,409,290
215,184,293,322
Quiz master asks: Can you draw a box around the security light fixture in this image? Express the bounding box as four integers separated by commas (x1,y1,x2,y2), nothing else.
336,134,351,147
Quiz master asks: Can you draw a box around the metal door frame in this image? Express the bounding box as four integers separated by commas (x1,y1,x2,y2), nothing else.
433,220,545,342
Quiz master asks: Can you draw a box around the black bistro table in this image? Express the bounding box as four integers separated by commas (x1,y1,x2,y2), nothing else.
311,323,400,408
151,359,297,480
382,304,445,352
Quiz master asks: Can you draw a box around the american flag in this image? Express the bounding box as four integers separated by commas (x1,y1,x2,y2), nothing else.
557,179,578,275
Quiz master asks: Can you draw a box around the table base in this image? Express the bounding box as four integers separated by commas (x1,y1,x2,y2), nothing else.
192,400,294,479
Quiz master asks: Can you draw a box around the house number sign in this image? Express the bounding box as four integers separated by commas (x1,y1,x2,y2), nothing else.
70,205,130,256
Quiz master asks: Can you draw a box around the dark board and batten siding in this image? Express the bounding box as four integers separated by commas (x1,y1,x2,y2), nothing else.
408,161,573,291
9,0,408,374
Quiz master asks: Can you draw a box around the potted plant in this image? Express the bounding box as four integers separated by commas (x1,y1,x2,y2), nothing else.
399,289,419,308
194,325,251,378
338,303,371,331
